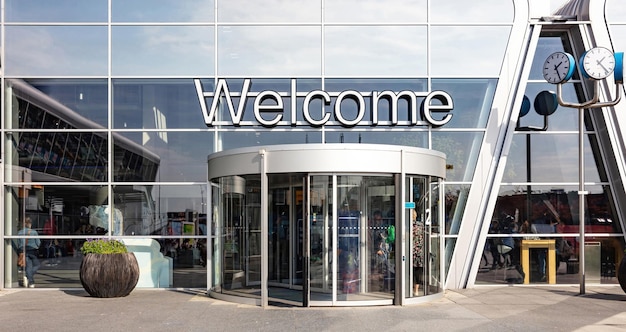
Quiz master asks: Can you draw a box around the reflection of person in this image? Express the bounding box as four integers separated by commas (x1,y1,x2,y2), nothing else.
339,245,359,293
488,219,502,269
499,213,525,283
412,209,425,295
369,211,389,277
531,215,557,282
18,217,41,288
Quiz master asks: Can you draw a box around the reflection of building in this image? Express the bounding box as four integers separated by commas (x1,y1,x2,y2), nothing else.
1,0,626,308
6,78,161,237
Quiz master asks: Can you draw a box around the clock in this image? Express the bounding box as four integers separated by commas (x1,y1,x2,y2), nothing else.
542,51,576,84
580,47,615,80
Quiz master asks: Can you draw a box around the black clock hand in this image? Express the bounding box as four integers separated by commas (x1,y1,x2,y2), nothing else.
596,59,609,73
552,61,564,79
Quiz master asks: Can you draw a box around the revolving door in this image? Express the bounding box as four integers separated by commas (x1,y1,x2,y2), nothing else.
208,144,445,307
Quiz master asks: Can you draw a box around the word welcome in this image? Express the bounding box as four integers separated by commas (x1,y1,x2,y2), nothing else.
194,78,454,127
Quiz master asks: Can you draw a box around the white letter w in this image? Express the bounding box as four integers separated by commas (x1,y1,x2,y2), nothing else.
195,78,251,126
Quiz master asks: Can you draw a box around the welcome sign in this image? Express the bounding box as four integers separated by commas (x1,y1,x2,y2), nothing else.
194,78,454,127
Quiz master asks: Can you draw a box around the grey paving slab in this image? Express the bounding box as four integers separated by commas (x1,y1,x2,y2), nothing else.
0,286,625,332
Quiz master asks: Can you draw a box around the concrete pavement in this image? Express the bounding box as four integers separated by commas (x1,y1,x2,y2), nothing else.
1,285,625,331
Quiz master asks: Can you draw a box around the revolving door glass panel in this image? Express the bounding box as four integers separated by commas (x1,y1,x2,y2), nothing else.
309,174,396,304
211,175,261,299
405,176,442,298
309,175,333,302
268,173,306,306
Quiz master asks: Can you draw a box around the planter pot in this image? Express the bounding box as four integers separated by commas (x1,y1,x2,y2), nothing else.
619,255,626,293
80,253,139,298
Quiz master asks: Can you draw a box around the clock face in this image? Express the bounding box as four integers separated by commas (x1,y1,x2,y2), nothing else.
581,47,615,80
543,52,575,84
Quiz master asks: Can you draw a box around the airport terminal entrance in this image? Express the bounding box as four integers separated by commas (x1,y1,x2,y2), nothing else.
266,173,398,306
208,144,446,307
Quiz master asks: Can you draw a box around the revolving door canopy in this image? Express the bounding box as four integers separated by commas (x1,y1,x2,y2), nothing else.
208,143,446,176
208,144,445,307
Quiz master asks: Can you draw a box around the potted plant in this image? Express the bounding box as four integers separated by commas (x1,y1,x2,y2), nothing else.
79,239,139,298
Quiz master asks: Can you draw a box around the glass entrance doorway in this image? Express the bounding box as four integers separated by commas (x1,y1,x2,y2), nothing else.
208,144,445,307
307,174,397,305
265,173,398,306
267,174,305,305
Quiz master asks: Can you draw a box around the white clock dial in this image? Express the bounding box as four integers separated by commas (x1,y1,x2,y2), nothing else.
581,47,615,80
543,52,575,84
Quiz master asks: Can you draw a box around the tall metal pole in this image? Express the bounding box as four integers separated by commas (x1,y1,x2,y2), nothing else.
578,107,586,295
555,80,622,295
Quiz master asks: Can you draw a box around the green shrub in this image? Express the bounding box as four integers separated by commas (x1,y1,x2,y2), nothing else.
81,239,128,254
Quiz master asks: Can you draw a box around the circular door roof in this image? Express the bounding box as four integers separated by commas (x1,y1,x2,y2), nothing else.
208,144,446,179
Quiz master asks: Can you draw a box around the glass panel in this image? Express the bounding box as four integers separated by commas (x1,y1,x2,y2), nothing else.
528,35,576,81
112,26,214,76
212,175,261,297
217,26,321,76
14,79,109,128
430,27,511,76
475,235,528,285
219,131,321,150
157,237,207,288
493,185,621,236
325,0,427,23
114,185,206,236
430,0,514,23
324,78,428,92
112,131,212,182
211,183,221,290
6,0,107,22
325,26,427,77
518,83,579,131
268,174,305,305
5,240,82,288
309,175,333,302
365,176,395,299
4,184,108,236
431,79,497,129
218,0,321,22
502,133,602,183
338,175,395,302
112,0,214,22
6,132,108,182
336,175,362,300
444,237,456,276
432,132,483,182
325,130,427,147
443,184,470,235
5,26,107,76
406,176,427,297
475,235,623,285
113,79,210,129
428,179,442,293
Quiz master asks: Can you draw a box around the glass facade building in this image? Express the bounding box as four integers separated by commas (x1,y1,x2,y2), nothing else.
2,0,626,306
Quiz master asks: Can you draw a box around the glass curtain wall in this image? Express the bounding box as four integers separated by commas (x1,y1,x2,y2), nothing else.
476,30,625,285
3,0,514,290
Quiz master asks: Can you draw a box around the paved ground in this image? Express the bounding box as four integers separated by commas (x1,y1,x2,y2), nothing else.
1,285,625,331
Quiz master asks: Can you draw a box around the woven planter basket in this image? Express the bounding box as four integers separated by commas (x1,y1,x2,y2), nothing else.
79,253,139,298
